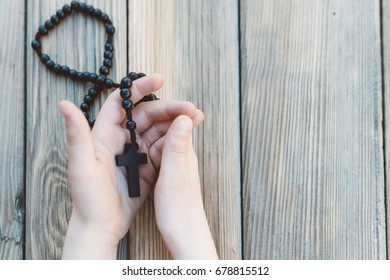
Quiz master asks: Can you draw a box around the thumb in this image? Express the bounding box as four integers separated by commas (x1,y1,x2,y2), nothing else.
159,115,193,180
58,100,95,168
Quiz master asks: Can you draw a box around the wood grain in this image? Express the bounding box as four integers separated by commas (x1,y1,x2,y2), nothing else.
381,0,390,257
0,0,25,260
26,0,127,259
241,0,386,259
127,0,241,259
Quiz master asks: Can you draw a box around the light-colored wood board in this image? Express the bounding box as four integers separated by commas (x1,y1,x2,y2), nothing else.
381,0,390,257
128,0,241,259
241,0,386,259
0,0,25,260
26,0,127,259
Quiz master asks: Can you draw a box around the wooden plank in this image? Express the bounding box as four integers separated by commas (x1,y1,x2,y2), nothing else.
241,0,386,259
127,0,241,259
0,0,25,260
26,0,127,259
381,0,390,257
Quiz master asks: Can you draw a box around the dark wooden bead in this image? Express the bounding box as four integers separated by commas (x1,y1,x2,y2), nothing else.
99,66,109,75
99,12,109,22
61,65,70,75
57,9,65,19
69,69,77,78
71,1,79,10
90,73,98,83
97,75,106,86
82,112,89,119
128,72,138,81
104,43,113,51
40,53,49,63
63,4,72,15
86,5,94,14
44,19,53,29
51,15,60,25
35,32,41,40
79,3,86,12
105,79,114,89
88,88,98,97
76,71,84,81
83,71,91,82
121,77,132,88
45,59,54,69
106,25,115,34
104,50,113,59
103,59,112,68
80,103,89,112
38,25,48,35
31,40,41,50
53,64,61,73
120,88,131,99
84,95,93,104
126,120,136,130
122,99,134,109
137,72,146,79
93,8,102,17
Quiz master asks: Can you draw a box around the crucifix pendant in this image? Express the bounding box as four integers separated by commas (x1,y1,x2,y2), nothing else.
115,143,147,197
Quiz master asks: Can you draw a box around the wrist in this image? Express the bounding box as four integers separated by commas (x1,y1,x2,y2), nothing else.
62,212,120,259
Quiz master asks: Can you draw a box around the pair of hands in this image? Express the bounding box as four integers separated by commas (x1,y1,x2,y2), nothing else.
59,74,218,259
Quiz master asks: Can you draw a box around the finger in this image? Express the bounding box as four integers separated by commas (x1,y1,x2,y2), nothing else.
132,100,197,133
58,100,96,167
158,116,193,185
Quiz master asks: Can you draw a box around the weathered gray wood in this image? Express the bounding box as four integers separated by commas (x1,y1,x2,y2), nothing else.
0,0,25,260
127,0,241,259
241,0,386,259
26,0,127,259
381,0,390,258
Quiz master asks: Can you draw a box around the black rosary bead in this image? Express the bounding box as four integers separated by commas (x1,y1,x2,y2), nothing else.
51,15,60,25
53,64,61,73
120,88,131,99
80,102,89,112
103,59,112,68
106,25,115,34
137,73,146,79
40,54,49,63
86,5,94,14
83,71,91,82
56,9,65,19
76,72,84,81
93,8,102,17
84,95,93,104
121,77,132,88
104,43,113,51
45,19,53,30
122,99,133,110
88,88,98,98
128,72,138,81
34,32,41,40
38,25,48,35
105,79,114,89
69,69,77,79
90,73,98,83
104,50,113,59
126,120,137,130
148,94,158,101
89,120,95,127
82,112,89,119
45,59,54,69
31,40,41,50
97,75,106,86
63,4,72,15
99,66,109,75
61,65,70,75
99,12,109,23
79,2,86,12
71,1,79,10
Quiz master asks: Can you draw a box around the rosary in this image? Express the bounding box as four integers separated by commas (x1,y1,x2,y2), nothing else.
31,1,157,198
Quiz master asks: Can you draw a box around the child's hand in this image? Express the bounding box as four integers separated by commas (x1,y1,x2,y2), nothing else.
153,116,219,259
60,74,203,259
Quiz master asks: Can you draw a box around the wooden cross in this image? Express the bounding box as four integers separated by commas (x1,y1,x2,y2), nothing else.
115,143,147,197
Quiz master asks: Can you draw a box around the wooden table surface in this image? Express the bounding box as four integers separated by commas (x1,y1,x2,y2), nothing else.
1,0,389,260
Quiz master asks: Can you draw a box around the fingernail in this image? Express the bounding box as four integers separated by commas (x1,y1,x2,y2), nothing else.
175,117,192,134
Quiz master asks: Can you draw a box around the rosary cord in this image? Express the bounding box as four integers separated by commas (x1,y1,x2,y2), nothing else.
31,1,158,145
